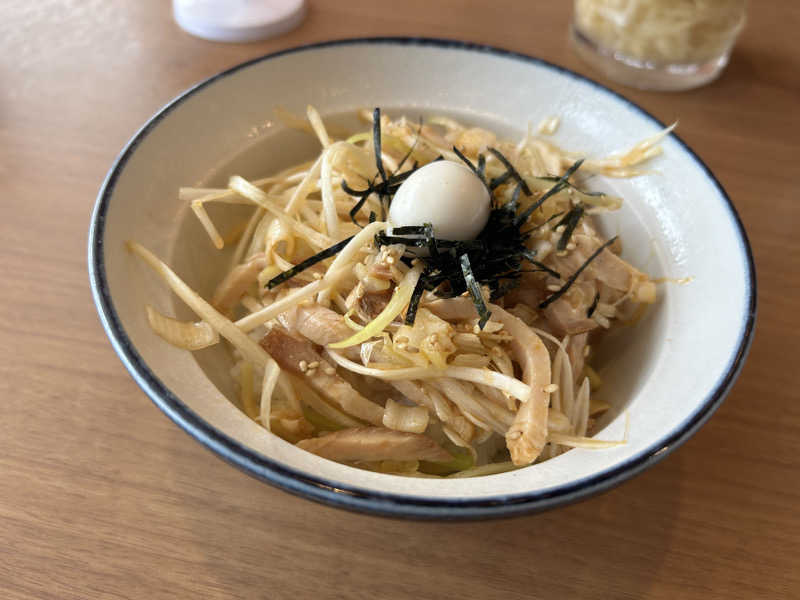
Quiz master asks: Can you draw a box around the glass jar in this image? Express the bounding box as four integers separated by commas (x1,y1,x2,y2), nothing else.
571,0,747,91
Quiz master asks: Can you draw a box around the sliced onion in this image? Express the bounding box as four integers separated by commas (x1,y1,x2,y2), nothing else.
328,264,423,349
306,104,331,148
547,432,624,449
128,242,273,370
290,375,362,429
239,361,257,419
447,461,522,478
325,349,531,402
574,377,591,437
145,305,219,350
285,154,323,216
320,143,345,238
382,398,429,434
259,359,281,431
190,200,224,249
228,175,332,250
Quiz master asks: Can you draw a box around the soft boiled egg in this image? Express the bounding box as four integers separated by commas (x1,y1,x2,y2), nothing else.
388,160,491,241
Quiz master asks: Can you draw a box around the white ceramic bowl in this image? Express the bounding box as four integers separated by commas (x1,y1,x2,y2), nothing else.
89,39,755,519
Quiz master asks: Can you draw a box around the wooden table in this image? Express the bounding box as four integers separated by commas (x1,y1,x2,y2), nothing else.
2,2,798,598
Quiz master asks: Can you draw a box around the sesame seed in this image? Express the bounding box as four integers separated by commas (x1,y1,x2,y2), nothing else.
308,361,320,369
583,345,591,357
298,360,308,372
547,284,561,292
544,383,559,393
312,272,322,280
473,325,481,334
555,225,565,233
323,366,335,375
566,242,576,251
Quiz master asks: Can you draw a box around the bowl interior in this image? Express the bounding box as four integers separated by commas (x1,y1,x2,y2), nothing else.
96,40,752,504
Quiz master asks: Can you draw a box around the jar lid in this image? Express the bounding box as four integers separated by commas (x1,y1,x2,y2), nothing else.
173,0,306,43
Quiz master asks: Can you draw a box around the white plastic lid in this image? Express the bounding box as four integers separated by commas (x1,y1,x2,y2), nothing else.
173,0,306,43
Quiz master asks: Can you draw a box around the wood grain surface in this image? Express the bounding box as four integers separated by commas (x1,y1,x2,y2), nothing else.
2,1,798,598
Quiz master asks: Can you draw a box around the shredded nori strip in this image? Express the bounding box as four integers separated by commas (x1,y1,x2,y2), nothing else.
556,204,585,251
340,178,370,197
586,292,600,317
391,225,430,235
515,158,585,227
459,253,491,328
507,183,522,213
490,277,521,300
539,236,618,309
372,108,387,185
376,234,431,248
524,210,565,234
341,178,372,198
487,147,532,196
539,176,607,197
521,249,561,278
404,270,428,326
489,170,512,190
372,107,393,220
347,195,370,227
527,261,561,278
452,146,486,186
266,235,354,289
343,177,376,226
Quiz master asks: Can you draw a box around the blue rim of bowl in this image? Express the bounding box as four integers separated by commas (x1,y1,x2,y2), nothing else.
88,37,757,520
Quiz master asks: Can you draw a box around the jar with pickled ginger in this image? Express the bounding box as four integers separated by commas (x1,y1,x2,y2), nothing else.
571,0,747,90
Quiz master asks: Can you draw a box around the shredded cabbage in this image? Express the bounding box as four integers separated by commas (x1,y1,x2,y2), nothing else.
382,399,429,434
